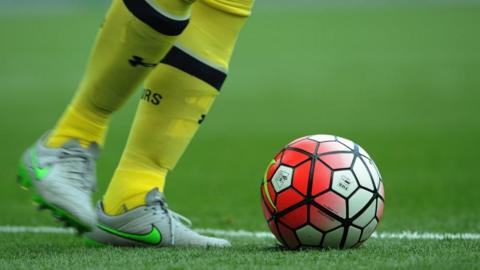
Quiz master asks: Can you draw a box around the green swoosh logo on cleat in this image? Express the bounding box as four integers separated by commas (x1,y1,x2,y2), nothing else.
31,150,50,181
97,224,162,245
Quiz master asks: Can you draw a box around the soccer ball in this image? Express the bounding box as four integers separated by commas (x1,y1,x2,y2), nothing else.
260,135,384,249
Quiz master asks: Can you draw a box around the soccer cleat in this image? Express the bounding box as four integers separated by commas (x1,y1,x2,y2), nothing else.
84,188,231,248
17,133,99,233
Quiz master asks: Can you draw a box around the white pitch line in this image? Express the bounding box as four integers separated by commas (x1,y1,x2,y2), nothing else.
0,226,479,240
373,232,480,240
196,228,275,239
195,229,480,241
0,226,75,234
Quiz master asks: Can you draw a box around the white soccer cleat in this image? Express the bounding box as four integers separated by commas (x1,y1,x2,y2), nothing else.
84,188,231,248
17,134,98,233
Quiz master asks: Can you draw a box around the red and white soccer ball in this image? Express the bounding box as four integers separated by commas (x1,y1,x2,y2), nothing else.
260,135,384,249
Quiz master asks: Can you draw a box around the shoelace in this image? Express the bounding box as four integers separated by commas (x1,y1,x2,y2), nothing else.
156,200,192,245
58,149,95,190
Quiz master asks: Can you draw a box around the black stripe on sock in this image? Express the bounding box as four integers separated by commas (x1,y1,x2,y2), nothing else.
161,46,227,91
123,0,189,36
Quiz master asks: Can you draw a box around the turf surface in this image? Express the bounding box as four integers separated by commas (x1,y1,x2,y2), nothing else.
1,233,479,270
1,2,480,269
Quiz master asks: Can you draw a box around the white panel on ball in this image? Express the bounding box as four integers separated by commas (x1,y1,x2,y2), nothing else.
322,227,344,248
348,189,373,218
309,134,335,142
361,219,378,241
353,200,376,227
296,225,323,246
361,156,381,189
332,170,358,198
358,145,371,158
352,158,374,190
271,166,294,192
344,226,362,248
337,137,354,150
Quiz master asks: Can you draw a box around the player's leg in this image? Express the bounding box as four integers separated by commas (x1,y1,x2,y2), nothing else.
48,0,194,148
86,0,254,247
18,0,195,232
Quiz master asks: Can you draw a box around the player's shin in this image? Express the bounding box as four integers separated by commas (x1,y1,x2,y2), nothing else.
47,0,194,148
103,0,254,215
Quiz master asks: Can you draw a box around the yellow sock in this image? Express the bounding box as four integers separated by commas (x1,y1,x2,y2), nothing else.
103,0,254,215
47,0,194,148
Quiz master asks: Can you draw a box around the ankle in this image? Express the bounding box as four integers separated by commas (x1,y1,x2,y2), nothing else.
102,167,167,215
47,106,109,149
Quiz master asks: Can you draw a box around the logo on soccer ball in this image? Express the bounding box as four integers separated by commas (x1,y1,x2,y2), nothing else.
339,175,351,190
332,170,358,198
271,166,293,192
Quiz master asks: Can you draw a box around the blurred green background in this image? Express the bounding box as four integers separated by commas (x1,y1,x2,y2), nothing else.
1,0,479,235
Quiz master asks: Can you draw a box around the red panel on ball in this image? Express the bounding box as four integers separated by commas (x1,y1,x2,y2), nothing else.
320,153,354,169
276,189,304,212
289,139,317,154
317,141,351,155
278,205,308,229
278,222,300,249
309,205,342,232
261,185,275,214
378,181,385,200
288,136,309,145
314,191,346,219
268,220,282,244
266,152,283,180
267,182,276,202
311,161,331,196
376,198,384,220
293,161,311,196
281,150,309,167
261,197,272,220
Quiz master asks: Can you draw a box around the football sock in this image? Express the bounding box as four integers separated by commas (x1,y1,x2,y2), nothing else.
46,0,193,148
103,0,254,215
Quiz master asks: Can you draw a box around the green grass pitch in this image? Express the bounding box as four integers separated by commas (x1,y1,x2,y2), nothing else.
1,2,480,269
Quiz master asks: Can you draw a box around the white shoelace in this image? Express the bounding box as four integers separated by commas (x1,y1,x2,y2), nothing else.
156,201,192,245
